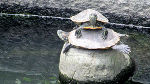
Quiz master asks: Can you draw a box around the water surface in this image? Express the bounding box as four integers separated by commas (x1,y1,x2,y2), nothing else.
0,15,150,84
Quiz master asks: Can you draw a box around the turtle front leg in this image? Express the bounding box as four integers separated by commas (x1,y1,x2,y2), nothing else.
75,23,90,38
112,44,131,54
75,28,82,38
101,28,108,40
63,42,73,54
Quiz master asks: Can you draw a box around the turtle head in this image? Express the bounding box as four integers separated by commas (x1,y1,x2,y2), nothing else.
57,30,69,42
89,13,97,27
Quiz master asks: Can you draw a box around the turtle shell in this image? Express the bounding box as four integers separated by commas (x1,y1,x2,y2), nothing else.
68,29,120,49
70,9,109,23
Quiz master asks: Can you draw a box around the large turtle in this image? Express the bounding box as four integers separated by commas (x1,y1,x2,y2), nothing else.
57,29,130,54
70,9,109,39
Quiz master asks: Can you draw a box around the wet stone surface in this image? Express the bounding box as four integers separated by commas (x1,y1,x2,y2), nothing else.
0,3,150,27
59,43,134,84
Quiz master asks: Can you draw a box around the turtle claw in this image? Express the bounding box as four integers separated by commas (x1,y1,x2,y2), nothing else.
75,29,82,38
112,44,131,54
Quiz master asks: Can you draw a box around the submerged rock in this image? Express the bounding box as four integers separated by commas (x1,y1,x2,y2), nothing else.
59,43,134,84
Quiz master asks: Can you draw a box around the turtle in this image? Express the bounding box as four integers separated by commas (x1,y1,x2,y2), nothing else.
57,29,130,54
70,9,109,39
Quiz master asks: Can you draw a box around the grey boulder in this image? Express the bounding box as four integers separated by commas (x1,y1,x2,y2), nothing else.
59,43,134,84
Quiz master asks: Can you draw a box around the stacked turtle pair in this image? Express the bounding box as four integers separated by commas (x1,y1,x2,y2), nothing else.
57,9,130,54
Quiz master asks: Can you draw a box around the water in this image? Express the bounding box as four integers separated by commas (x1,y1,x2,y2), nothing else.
0,15,150,84
0,15,65,84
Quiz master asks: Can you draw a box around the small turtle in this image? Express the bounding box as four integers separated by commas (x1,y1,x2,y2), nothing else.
57,29,130,54
70,9,109,39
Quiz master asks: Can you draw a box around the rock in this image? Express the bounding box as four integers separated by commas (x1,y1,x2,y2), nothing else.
59,43,134,84
1,0,150,17
0,0,150,26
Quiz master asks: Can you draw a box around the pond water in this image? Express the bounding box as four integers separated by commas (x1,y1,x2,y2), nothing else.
0,15,150,84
